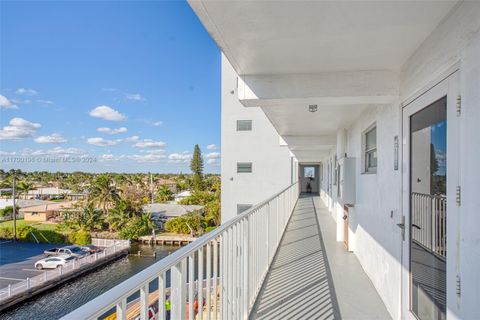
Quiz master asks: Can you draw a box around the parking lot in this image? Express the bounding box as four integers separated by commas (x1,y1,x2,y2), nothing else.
0,241,57,289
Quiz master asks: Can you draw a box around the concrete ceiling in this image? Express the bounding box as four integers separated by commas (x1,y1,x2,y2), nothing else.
263,104,370,136
189,0,458,162
189,0,458,74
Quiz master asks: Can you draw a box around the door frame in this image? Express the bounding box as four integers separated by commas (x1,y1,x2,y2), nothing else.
401,71,460,320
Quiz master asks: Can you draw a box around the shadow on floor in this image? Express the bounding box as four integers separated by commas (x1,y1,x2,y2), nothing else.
249,196,341,320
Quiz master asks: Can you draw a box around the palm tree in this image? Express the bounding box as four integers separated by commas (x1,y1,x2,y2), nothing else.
16,181,34,199
88,174,120,219
156,185,173,203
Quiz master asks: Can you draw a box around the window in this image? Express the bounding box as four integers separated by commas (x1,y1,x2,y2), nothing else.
363,124,377,173
237,162,252,173
303,166,315,178
237,204,252,215
236,120,252,131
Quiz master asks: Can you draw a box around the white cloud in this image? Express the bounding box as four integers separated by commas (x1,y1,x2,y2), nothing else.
0,95,18,109
11,99,32,105
126,93,146,101
206,144,217,150
145,149,166,154
0,151,17,156
123,135,139,142
206,152,221,159
34,133,67,144
15,88,38,96
128,154,166,163
134,139,166,148
168,153,192,163
22,147,84,156
152,121,163,126
89,106,126,121
102,88,117,92
0,117,41,140
87,137,119,146
36,99,55,105
97,127,128,135
207,159,218,165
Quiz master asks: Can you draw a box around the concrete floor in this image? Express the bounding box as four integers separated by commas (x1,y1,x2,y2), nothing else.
249,195,391,320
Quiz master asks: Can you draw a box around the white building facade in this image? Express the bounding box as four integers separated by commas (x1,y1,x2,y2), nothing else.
190,1,480,319
221,55,297,222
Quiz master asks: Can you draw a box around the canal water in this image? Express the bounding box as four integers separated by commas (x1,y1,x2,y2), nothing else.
0,243,179,320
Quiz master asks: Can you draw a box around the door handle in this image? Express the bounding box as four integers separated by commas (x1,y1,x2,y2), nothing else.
397,215,406,241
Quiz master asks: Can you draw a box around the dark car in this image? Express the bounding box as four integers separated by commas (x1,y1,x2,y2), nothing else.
80,245,102,254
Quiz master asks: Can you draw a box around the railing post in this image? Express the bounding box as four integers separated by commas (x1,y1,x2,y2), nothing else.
188,254,195,320
116,298,127,320
213,239,218,320
26,278,30,290
206,242,212,320
140,283,148,320
8,284,11,297
158,272,166,320
243,216,250,317
171,259,187,320
198,246,204,320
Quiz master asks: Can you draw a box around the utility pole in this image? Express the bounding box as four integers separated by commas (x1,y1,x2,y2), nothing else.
12,175,17,242
150,173,154,204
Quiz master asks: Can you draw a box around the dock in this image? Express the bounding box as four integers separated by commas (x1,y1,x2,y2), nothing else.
139,233,197,246
0,239,130,313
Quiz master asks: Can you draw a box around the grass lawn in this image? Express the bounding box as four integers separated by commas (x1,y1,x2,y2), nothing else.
0,219,59,231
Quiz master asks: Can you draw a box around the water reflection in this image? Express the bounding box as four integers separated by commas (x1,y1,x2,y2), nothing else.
0,244,178,320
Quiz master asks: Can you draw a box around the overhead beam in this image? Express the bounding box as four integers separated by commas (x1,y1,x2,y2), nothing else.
282,135,336,147
238,70,399,107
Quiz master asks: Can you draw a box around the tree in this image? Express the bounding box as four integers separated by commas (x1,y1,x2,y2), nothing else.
190,144,204,191
0,205,19,218
16,181,34,199
88,174,120,218
156,185,173,203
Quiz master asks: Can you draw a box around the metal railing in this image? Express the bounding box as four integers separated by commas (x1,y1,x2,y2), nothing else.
411,192,447,259
92,238,131,248
0,240,130,302
61,182,299,320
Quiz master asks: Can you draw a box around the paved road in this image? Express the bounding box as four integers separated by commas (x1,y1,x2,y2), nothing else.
0,242,57,289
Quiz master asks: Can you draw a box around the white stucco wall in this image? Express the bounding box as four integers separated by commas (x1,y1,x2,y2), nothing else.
221,54,295,223
318,3,480,319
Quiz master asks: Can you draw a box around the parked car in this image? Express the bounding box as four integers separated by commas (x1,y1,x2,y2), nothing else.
35,255,74,270
43,245,87,258
80,245,102,254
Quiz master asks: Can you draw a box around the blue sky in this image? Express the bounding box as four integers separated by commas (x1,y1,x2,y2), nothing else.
0,0,221,173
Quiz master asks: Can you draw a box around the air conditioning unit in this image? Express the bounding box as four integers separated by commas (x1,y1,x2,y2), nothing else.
338,157,356,206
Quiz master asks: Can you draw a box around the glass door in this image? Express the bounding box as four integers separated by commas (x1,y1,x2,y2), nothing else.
409,97,447,320
401,71,459,320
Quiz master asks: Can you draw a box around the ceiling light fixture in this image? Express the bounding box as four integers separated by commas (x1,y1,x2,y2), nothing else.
309,104,318,112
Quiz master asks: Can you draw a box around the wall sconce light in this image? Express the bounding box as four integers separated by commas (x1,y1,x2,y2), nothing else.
309,104,318,112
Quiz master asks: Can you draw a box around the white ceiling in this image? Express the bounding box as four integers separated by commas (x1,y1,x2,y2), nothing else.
189,0,458,162
190,0,457,74
262,104,370,136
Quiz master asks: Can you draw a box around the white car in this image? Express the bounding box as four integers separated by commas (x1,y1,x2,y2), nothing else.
35,255,74,270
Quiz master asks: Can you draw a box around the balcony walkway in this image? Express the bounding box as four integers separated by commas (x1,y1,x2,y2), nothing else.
249,195,391,320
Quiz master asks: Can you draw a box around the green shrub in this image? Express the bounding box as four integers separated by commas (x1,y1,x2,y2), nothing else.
67,231,77,244
17,225,35,238
118,216,151,240
0,227,12,239
31,230,66,244
74,230,91,245
205,226,216,233
164,213,205,235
